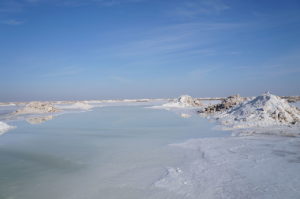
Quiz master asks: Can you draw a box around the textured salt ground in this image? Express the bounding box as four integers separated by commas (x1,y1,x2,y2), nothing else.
155,136,300,199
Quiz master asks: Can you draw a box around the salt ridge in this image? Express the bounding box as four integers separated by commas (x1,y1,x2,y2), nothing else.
56,102,94,110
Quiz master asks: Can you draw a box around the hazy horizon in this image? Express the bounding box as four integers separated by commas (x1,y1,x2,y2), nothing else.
1,0,300,101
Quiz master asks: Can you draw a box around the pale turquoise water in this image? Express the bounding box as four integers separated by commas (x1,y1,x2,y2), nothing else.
0,105,227,199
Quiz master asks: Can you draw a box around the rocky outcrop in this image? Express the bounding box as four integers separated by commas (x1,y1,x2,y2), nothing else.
200,94,245,113
281,96,300,103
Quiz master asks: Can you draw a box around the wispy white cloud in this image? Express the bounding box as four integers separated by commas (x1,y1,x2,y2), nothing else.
43,66,84,78
186,65,220,78
109,75,133,83
261,51,300,77
25,0,43,3
95,0,140,7
56,0,146,7
1,19,24,25
112,21,244,58
230,49,300,80
0,0,24,13
169,0,230,18
0,0,145,13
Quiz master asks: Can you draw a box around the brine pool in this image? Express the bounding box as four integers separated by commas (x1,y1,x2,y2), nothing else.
0,105,227,199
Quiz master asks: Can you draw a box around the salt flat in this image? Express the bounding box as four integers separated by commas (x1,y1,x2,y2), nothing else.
0,94,299,199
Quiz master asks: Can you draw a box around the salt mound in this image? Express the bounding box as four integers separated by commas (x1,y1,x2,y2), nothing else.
15,102,60,115
217,92,300,128
177,95,202,106
57,102,94,110
0,121,14,135
73,102,93,110
162,95,202,108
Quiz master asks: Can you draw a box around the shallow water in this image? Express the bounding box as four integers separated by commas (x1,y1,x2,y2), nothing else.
0,105,227,199
0,105,20,120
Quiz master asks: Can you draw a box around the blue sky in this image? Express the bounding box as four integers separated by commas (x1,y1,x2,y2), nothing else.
0,0,300,101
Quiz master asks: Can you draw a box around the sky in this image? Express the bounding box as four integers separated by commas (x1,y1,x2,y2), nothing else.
0,0,300,101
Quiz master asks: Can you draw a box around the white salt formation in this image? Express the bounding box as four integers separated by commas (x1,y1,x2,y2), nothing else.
0,121,14,135
72,102,93,110
162,95,202,108
217,92,300,129
15,101,60,115
57,102,94,110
